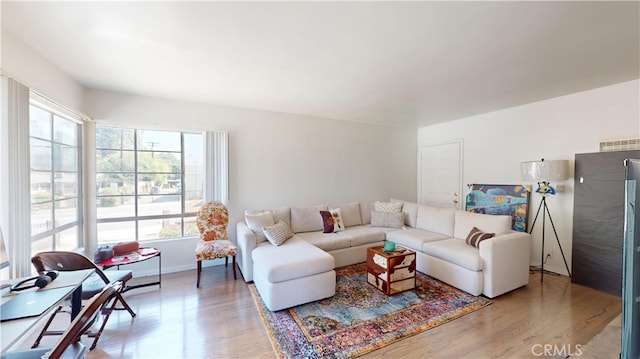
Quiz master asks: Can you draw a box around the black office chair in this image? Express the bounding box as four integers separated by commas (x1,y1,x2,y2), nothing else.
30,251,136,350
1,281,122,359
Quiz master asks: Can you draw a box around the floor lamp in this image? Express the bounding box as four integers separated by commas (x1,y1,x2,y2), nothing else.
521,159,572,282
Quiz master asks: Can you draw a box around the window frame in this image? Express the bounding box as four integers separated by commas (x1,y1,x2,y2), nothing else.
29,101,84,252
95,126,204,244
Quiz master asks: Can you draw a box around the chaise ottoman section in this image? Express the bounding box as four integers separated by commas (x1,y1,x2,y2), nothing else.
252,236,336,311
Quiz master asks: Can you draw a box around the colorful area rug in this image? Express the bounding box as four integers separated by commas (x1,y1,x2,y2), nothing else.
249,263,491,358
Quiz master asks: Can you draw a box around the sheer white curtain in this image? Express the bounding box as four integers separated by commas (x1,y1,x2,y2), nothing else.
0,77,32,277
204,131,229,204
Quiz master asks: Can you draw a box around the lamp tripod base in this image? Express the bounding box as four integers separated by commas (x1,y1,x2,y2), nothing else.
529,194,572,282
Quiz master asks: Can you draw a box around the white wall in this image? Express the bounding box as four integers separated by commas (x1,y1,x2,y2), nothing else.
0,29,85,113
418,79,640,275
85,89,417,275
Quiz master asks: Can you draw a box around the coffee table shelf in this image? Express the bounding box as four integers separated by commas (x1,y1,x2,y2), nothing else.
366,245,416,295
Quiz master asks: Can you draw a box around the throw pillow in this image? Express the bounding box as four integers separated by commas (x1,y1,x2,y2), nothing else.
370,210,404,228
262,220,293,246
374,201,403,213
245,210,275,243
465,226,495,248
320,209,346,233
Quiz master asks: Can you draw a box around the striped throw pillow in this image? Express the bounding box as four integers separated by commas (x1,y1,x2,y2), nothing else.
465,226,495,248
262,220,293,246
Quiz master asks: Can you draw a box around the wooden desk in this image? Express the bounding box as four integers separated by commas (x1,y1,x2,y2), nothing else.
96,247,161,292
0,269,94,353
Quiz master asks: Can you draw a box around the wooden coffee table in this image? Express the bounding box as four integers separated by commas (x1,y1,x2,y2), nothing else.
366,245,416,295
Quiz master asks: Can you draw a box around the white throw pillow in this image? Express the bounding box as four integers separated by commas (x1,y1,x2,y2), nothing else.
374,201,403,213
245,210,275,243
370,210,404,228
262,220,293,246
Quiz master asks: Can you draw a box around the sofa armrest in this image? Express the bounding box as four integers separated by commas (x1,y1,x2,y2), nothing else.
479,231,531,298
236,222,258,282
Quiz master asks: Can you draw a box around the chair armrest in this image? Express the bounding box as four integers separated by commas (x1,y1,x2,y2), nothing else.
479,231,531,298
236,222,257,282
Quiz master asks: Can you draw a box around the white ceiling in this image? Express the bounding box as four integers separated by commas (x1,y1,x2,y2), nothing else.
2,1,638,128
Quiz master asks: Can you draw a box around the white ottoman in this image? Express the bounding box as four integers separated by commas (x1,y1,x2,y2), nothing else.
252,236,336,311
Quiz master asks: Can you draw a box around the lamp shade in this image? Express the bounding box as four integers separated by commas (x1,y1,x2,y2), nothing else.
520,159,569,182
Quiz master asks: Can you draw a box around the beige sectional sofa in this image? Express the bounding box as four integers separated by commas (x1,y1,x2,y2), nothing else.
237,199,531,311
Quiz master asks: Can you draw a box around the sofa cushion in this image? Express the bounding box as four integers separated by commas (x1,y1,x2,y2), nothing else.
262,220,294,246
245,210,275,243
296,231,352,251
339,226,386,246
416,205,455,236
290,204,327,233
370,210,404,228
252,236,334,283
360,203,374,224
320,209,345,233
374,201,402,212
271,206,291,228
329,202,362,227
386,228,450,252
423,239,484,271
391,198,419,228
465,226,495,248
454,210,511,240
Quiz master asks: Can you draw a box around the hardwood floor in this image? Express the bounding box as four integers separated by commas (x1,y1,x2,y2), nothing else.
32,266,621,358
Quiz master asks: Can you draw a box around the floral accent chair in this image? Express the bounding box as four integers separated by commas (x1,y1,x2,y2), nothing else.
195,201,237,287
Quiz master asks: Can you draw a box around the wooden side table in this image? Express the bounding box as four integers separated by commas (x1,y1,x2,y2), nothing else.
96,247,161,292
366,245,416,295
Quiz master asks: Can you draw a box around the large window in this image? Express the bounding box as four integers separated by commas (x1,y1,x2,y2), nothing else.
30,104,82,255
96,126,204,244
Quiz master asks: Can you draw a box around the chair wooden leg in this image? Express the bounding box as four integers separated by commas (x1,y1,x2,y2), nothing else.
88,293,119,350
225,256,229,267
232,255,237,280
196,260,202,288
114,292,136,317
31,306,64,348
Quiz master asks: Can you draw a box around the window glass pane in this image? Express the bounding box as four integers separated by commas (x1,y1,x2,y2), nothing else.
31,205,52,236
96,149,135,172
54,199,78,227
157,218,188,239
53,144,77,171
30,106,51,140
97,174,135,196
138,218,167,240
137,130,181,152
97,222,136,244
97,196,135,218
96,127,134,150
137,151,181,174
31,236,53,257
183,216,199,237
31,171,52,203
55,227,78,251
30,138,51,170
184,133,203,207
138,195,181,216
53,115,77,146
54,172,78,199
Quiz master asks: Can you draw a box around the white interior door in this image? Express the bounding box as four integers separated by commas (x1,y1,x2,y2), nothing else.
418,141,462,209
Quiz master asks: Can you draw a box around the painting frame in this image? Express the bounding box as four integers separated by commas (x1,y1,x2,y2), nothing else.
465,184,531,232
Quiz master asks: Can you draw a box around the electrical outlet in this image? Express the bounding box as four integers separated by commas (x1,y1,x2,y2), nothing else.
545,250,553,259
